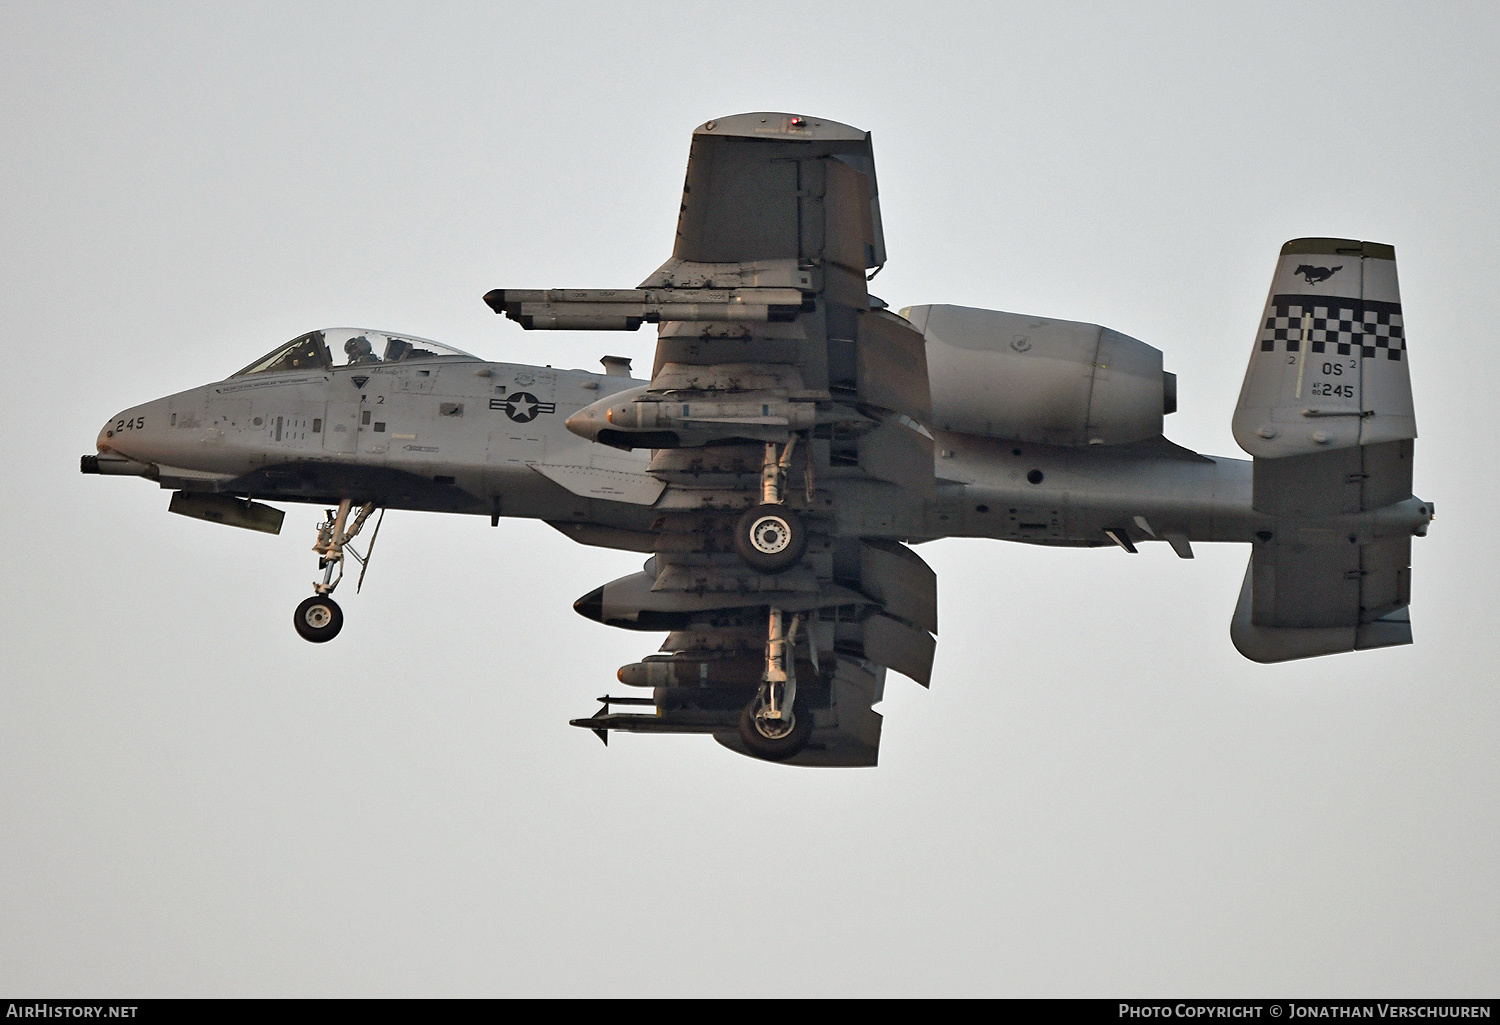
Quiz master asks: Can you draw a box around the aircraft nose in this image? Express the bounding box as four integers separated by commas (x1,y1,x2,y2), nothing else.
99,400,168,462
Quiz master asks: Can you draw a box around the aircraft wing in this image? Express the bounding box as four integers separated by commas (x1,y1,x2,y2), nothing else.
503,113,939,765
638,112,930,473
663,113,886,279
569,537,937,767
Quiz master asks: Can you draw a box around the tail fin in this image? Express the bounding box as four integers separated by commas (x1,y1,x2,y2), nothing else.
1230,238,1432,663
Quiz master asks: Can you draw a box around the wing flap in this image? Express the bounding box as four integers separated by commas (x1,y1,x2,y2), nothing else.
857,309,932,423
862,612,936,688
857,418,935,496
859,539,938,635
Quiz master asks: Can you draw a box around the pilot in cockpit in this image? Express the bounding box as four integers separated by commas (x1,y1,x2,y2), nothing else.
344,335,381,366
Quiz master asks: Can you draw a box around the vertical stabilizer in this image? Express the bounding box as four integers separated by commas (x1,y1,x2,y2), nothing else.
1234,238,1414,456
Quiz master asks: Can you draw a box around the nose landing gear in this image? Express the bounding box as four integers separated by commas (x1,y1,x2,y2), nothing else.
294,499,382,643
294,593,344,643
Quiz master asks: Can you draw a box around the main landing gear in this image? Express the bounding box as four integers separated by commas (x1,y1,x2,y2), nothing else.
294,499,383,643
734,438,807,573
738,607,812,760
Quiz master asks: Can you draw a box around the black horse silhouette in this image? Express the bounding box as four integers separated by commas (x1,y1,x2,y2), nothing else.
1296,264,1342,285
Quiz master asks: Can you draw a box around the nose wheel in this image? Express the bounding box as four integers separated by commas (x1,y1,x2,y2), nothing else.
294,594,343,643
293,499,383,643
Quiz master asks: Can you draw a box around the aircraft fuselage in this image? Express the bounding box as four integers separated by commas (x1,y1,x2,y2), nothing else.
94,350,1260,552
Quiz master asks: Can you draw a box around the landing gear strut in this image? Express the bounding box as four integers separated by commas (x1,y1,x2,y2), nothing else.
294,499,381,643
734,438,807,573
738,608,812,760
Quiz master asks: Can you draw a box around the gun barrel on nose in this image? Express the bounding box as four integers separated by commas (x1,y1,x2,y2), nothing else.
80,453,157,477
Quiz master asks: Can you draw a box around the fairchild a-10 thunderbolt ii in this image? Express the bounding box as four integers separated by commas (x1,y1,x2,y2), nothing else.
84,112,1433,766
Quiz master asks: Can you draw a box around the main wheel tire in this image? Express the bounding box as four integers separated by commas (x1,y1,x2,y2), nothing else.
294,594,343,643
734,504,808,573
737,699,814,762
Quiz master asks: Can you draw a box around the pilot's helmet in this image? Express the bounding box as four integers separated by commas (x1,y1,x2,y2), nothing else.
344,335,373,359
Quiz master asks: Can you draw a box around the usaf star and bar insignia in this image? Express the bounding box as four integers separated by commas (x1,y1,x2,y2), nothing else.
489,391,557,423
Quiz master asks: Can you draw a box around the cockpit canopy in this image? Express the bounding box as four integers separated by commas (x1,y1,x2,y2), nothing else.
232,328,478,377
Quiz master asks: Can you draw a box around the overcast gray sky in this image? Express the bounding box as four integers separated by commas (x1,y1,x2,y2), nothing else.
2,1,1497,997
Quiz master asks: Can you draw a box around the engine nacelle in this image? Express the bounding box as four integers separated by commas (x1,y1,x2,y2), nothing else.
901,304,1174,447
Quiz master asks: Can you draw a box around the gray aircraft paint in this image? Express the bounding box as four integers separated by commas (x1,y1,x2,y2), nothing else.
83,114,1431,766
96,344,1258,546
83,115,1433,768
10,5,1497,997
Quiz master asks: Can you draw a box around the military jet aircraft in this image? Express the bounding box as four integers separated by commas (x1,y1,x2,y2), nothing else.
83,112,1432,767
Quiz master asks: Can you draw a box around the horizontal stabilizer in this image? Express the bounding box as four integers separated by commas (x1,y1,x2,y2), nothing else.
1232,444,1426,660
1231,557,1412,663
1229,240,1429,662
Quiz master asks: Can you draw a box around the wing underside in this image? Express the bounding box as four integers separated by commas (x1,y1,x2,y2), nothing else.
571,537,936,766
540,113,937,764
